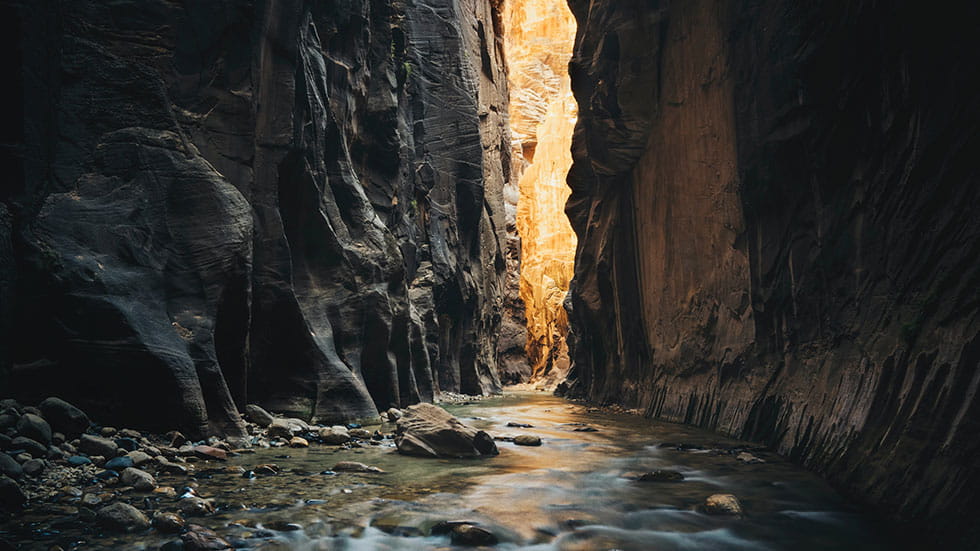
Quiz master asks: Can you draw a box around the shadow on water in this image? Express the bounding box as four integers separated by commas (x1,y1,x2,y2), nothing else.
4,392,907,550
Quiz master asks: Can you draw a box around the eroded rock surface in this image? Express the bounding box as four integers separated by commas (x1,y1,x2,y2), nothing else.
564,0,980,545
4,0,509,435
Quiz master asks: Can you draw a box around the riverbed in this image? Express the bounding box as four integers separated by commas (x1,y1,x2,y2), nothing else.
4,392,903,550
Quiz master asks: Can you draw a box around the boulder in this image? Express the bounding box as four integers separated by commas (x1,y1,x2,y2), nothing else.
121,467,156,491
79,434,119,458
15,414,52,446
38,398,90,436
96,502,150,532
244,405,275,428
703,494,744,516
395,404,498,458
0,476,26,511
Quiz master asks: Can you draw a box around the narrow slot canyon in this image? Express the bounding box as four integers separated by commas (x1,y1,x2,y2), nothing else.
0,1,978,550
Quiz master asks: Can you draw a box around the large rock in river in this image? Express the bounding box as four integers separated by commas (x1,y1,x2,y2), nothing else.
395,404,497,458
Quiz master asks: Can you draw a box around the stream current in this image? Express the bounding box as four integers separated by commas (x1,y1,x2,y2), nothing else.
9,392,903,550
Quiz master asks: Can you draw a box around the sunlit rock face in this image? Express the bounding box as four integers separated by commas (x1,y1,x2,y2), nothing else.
505,0,578,387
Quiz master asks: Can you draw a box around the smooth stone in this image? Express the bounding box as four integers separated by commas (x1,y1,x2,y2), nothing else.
0,453,22,479
191,446,227,461
288,437,309,448
736,452,765,464
96,502,150,532
154,486,178,498
319,426,350,444
253,464,279,475
348,428,372,439
451,524,498,546
0,415,16,432
119,429,142,439
244,405,275,428
506,422,533,428
105,456,135,470
703,493,744,516
0,434,10,450
265,419,293,439
0,476,26,511
13,453,30,464
95,470,120,481
11,436,47,458
16,414,52,445
79,434,119,458
167,431,188,448
99,427,118,437
514,435,542,446
22,458,45,477
126,450,153,466
394,404,498,458
39,398,90,436
121,467,156,491
68,455,92,466
81,493,103,506
386,408,403,420
152,511,186,534
332,461,384,473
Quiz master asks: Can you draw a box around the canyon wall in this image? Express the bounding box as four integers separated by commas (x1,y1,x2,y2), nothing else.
2,0,509,436
565,0,980,543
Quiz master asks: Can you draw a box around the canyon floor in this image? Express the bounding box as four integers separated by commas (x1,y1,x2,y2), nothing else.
0,393,908,550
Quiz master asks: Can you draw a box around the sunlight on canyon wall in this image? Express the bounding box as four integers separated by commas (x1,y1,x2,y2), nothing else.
505,0,577,387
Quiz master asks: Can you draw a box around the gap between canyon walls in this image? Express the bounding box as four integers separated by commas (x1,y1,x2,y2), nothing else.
503,0,578,389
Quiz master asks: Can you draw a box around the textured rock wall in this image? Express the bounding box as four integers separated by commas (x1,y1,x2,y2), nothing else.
4,0,508,436
505,0,577,387
565,0,980,543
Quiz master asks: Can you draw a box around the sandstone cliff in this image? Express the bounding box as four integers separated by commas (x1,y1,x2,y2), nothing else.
565,0,980,544
3,0,509,436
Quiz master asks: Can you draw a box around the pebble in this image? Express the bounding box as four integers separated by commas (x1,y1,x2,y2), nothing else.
288,437,309,448
154,486,178,498
95,502,150,532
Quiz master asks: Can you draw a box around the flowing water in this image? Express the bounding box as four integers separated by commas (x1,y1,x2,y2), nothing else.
5,392,903,550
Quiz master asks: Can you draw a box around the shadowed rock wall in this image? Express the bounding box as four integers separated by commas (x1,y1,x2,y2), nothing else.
2,0,508,436
565,0,980,543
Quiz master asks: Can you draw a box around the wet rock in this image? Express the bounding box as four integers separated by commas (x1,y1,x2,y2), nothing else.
573,427,598,433
0,476,26,511
79,434,119,458
22,458,46,477
736,452,765,464
178,496,215,517
349,428,372,439
96,502,150,532
395,404,498,458
265,521,302,532
253,464,279,476
121,467,156,491
288,437,309,448
105,456,135,471
192,446,227,461
38,398,90,436
15,414,52,445
507,422,533,428
266,419,293,440
11,436,47,458
332,461,384,474
0,453,23,479
514,435,542,446
154,487,178,498
244,405,275,428
446,523,498,546
319,426,350,445
703,494,743,516
182,524,231,551
637,470,684,482
152,511,186,534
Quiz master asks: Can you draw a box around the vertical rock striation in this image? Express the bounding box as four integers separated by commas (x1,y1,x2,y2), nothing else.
565,0,980,543
4,0,508,435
